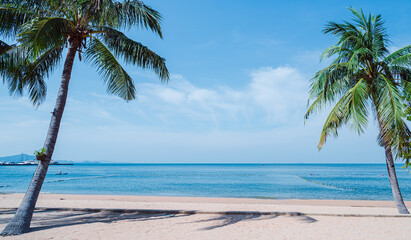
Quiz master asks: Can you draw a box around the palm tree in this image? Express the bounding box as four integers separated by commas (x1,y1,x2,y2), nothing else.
0,0,169,235
305,8,411,214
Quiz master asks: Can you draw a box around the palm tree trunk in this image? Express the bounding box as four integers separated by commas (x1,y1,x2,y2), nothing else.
1,39,79,236
383,143,410,214
371,92,409,215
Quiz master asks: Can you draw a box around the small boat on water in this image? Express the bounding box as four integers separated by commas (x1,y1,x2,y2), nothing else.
56,170,68,175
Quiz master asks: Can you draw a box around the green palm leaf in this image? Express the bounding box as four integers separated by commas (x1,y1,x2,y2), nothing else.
347,79,369,133
24,45,64,105
0,5,37,37
317,90,351,148
0,0,57,37
85,37,135,100
389,53,411,68
18,17,75,58
96,26,169,81
90,0,163,37
0,44,28,96
384,45,411,63
375,74,406,144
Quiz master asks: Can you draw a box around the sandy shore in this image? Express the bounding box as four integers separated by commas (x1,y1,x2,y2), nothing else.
1,194,410,240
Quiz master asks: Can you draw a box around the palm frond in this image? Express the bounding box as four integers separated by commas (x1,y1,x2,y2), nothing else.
90,0,163,37
348,8,368,31
95,26,169,81
347,79,369,133
388,65,411,84
23,45,64,105
389,53,411,68
85,37,135,100
18,17,75,58
392,119,411,165
0,42,63,105
375,73,405,145
384,45,411,64
0,5,36,37
309,63,352,100
0,0,58,38
317,90,351,149
305,92,325,120
0,44,28,96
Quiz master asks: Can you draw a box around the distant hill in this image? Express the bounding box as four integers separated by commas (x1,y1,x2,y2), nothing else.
0,154,35,162
0,154,77,164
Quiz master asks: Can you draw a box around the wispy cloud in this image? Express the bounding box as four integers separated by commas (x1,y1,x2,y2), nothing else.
126,66,308,129
0,66,308,130
249,66,307,124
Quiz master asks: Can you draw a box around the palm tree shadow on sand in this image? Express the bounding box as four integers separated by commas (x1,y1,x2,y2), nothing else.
185,213,317,230
1,209,189,233
1,209,317,233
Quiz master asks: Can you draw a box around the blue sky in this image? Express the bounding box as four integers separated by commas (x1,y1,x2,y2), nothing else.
1,0,411,163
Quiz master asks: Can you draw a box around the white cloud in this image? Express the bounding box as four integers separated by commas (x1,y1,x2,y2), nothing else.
249,66,307,124
132,66,308,127
156,88,186,105
1,66,308,131
91,109,113,120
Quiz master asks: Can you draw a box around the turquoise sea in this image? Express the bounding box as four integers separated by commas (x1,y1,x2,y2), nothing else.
1,164,410,200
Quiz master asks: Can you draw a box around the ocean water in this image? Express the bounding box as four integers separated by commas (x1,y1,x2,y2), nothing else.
1,164,410,200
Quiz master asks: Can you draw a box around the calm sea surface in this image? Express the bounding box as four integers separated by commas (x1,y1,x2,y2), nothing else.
1,164,410,200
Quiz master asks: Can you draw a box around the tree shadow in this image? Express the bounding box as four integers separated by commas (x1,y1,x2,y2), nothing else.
0,209,54,225
1,209,318,233
192,213,317,230
1,210,190,233
0,210,17,225
195,214,270,230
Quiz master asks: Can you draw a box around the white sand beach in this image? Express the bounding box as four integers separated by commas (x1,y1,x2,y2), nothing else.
1,194,410,240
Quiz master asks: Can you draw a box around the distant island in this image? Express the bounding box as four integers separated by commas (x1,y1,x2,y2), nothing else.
0,154,74,165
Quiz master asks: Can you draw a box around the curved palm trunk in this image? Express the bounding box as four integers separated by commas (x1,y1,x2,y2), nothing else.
372,93,409,215
383,143,410,214
1,40,79,236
